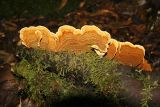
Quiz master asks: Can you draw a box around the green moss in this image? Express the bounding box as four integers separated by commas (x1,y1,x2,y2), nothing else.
13,47,122,106
14,59,59,106
129,71,159,107
14,47,160,107
139,75,158,107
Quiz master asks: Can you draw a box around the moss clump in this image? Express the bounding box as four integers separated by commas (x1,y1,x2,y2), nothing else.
14,47,159,107
13,47,122,106
14,58,72,106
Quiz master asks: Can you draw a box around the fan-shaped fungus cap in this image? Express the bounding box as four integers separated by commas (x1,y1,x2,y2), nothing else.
20,26,58,51
55,25,78,52
113,42,145,67
55,25,111,53
20,26,51,48
81,25,111,52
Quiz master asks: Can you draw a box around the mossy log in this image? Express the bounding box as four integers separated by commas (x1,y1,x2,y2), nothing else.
11,47,160,107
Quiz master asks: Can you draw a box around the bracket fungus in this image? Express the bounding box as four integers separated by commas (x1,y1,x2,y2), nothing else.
106,39,152,71
19,25,152,72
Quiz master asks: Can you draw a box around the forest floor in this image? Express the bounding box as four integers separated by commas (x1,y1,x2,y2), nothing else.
0,0,160,106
